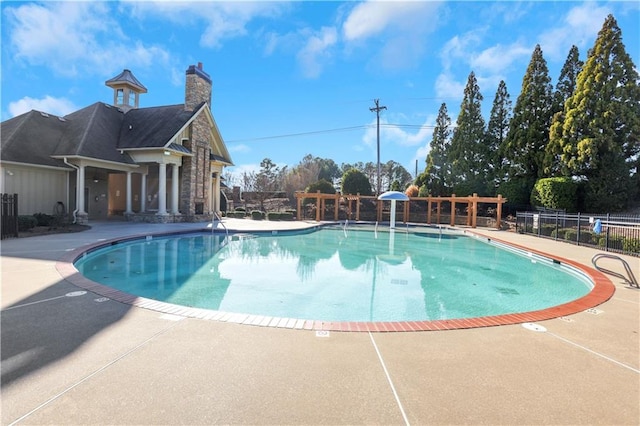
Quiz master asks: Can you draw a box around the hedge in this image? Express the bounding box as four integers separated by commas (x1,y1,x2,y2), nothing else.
18,215,38,231
251,210,265,220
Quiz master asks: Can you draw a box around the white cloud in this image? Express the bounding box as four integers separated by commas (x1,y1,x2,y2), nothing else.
539,3,611,60
470,43,531,74
342,1,440,42
228,144,251,153
435,72,465,100
124,1,288,49
439,30,483,71
362,116,434,152
8,96,78,118
4,2,170,77
296,27,338,78
341,1,442,72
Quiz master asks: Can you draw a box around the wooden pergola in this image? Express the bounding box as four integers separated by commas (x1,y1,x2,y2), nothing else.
294,192,507,229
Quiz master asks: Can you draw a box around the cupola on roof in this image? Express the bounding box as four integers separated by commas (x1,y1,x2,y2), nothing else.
105,69,148,93
105,69,147,112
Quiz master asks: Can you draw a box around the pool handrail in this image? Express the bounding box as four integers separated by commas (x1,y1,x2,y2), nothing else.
212,212,229,241
591,253,639,288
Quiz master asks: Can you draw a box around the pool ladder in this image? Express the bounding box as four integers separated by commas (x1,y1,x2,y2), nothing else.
591,253,639,288
212,212,229,241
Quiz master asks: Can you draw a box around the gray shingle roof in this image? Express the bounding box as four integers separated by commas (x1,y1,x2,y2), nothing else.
118,103,201,149
1,111,70,168
1,101,230,168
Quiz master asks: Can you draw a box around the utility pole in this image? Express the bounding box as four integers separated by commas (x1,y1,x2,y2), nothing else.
370,99,386,195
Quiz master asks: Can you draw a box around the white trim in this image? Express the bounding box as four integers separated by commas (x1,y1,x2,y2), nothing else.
0,160,74,172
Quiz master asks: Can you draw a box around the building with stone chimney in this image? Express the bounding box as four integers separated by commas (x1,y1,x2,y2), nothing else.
0,63,233,224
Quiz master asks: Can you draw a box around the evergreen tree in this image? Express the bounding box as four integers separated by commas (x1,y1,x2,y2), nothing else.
449,71,488,195
548,14,640,211
486,80,512,194
546,45,584,176
503,44,554,191
552,45,583,114
422,102,452,196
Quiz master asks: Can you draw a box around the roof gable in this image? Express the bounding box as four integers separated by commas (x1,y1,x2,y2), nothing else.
117,104,198,149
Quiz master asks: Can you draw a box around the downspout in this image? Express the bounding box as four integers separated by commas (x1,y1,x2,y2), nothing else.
63,157,78,224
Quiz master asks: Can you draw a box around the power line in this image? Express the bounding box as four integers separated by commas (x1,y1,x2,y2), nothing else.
225,123,455,144
225,125,371,143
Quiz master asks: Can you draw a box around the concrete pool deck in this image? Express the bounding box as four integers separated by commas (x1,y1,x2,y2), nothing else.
1,219,638,425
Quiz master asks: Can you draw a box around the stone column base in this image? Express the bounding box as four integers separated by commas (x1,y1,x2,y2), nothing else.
75,212,89,225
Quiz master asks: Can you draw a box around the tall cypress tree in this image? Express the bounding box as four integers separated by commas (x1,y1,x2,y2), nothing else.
503,44,554,189
449,71,487,195
422,103,452,196
487,80,512,194
548,14,640,212
546,45,584,176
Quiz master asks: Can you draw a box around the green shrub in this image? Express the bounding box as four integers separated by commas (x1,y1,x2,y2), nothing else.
251,210,265,220
578,230,596,244
305,179,336,195
266,212,281,221
550,228,567,239
564,229,578,242
226,211,245,218
280,212,294,221
622,238,640,254
341,169,372,195
418,185,429,197
234,207,246,212
539,224,556,237
18,215,38,231
530,177,578,212
598,235,625,251
33,213,55,227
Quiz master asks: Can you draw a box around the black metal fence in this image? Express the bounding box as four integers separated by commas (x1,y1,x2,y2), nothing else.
1,193,19,240
516,211,640,257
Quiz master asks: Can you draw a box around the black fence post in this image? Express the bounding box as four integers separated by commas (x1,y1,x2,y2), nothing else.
605,213,610,252
577,212,581,246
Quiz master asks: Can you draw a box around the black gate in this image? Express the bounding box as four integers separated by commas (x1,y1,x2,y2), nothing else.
1,193,19,239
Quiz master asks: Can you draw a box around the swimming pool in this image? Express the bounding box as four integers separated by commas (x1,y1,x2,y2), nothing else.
73,226,595,324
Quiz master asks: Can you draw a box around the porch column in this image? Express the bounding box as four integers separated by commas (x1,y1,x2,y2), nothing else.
171,164,180,214
213,173,221,214
140,173,147,212
77,165,87,214
125,171,133,214
157,163,167,215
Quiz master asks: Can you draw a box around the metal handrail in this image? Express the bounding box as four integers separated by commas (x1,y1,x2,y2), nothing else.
592,253,639,288
212,212,229,240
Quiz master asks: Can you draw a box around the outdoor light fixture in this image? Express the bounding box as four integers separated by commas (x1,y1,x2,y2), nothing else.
164,151,171,156
93,175,99,183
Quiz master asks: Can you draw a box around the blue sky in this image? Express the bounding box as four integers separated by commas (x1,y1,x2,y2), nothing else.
2,1,639,182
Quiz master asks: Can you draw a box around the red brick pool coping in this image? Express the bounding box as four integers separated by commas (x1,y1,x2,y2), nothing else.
55,229,616,332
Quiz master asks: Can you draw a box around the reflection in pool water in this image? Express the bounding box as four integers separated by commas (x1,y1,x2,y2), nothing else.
74,228,592,322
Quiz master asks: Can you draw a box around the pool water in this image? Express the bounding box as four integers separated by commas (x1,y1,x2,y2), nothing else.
74,228,593,322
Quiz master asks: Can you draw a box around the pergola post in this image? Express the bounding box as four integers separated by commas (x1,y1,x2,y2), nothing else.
450,194,456,226
356,193,361,221
496,194,503,229
334,193,339,220
315,191,321,221
472,193,478,228
427,198,432,224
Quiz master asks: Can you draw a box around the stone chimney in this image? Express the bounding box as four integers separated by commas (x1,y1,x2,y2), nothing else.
185,62,212,111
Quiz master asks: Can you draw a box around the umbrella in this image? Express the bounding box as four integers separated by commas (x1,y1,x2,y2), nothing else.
377,191,409,229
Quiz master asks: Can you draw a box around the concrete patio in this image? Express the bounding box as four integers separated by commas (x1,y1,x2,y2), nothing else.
1,219,638,425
